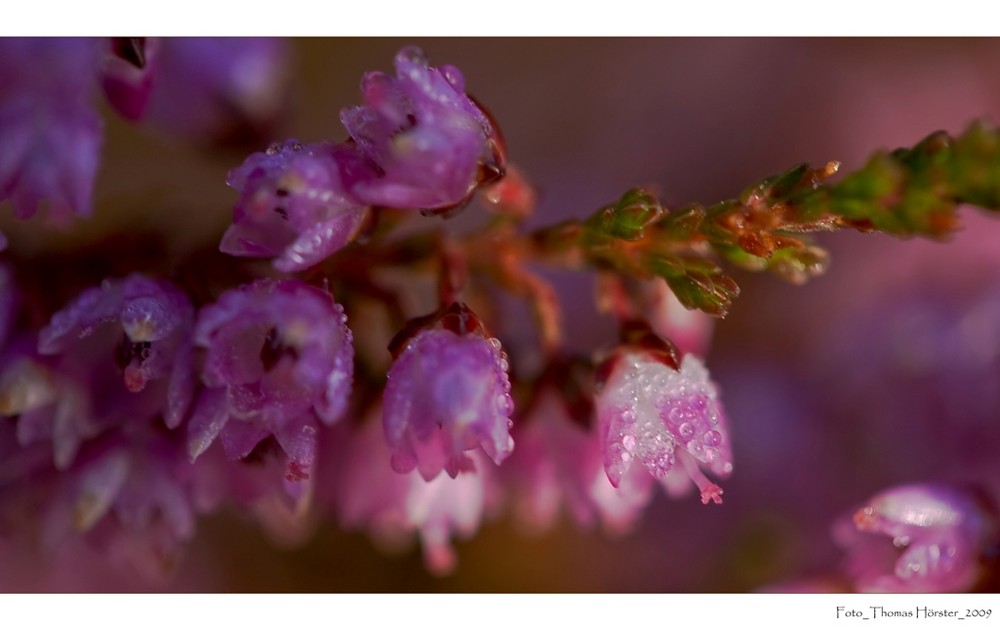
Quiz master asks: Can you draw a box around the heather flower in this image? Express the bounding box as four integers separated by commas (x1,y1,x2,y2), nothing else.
596,350,732,505
221,139,369,272
334,415,493,574
504,391,598,533
383,322,514,481
99,38,159,122
188,279,354,485
37,273,196,427
341,46,504,212
40,428,200,581
0,38,102,227
832,483,999,593
0,275,194,469
139,37,289,144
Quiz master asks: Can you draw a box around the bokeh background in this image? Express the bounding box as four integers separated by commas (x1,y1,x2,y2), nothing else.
3,38,1000,592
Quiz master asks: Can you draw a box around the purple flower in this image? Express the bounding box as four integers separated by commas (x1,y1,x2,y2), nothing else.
596,351,732,505
833,483,999,593
383,326,514,481
188,279,354,483
28,423,207,583
221,139,370,272
140,38,289,144
333,415,494,574
504,391,598,533
0,275,195,469
0,38,102,227
341,46,505,212
99,38,159,122
38,274,195,423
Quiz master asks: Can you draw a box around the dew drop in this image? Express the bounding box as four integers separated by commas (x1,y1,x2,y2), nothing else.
488,337,502,351
678,422,695,440
496,394,513,415
704,447,719,463
499,358,509,372
702,429,722,446
622,434,636,452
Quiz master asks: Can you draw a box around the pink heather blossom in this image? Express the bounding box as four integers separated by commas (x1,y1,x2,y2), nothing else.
188,279,353,488
0,38,102,227
833,483,999,593
503,390,599,533
334,416,493,574
0,275,195,469
596,351,732,505
503,387,651,534
383,328,514,481
140,38,289,143
341,46,505,212
222,139,370,272
40,429,199,581
99,38,159,122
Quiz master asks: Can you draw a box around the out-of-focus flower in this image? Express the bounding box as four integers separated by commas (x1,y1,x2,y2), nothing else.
0,37,291,249
341,45,505,213
596,348,732,505
0,38,102,231
41,429,199,582
0,275,195,469
333,416,494,575
99,38,159,122
383,314,514,481
140,38,289,145
188,279,354,488
503,389,599,534
221,139,370,272
832,483,999,593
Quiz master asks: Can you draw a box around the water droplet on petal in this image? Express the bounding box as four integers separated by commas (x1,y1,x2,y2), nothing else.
622,434,636,451
678,422,695,440
702,429,722,446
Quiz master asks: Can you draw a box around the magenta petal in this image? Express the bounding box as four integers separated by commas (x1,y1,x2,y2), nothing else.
37,283,124,354
73,450,130,531
273,208,369,273
219,419,270,460
187,388,229,462
164,341,195,429
273,414,318,467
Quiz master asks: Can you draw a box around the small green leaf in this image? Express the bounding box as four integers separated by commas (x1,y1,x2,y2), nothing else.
584,188,664,241
646,255,740,318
